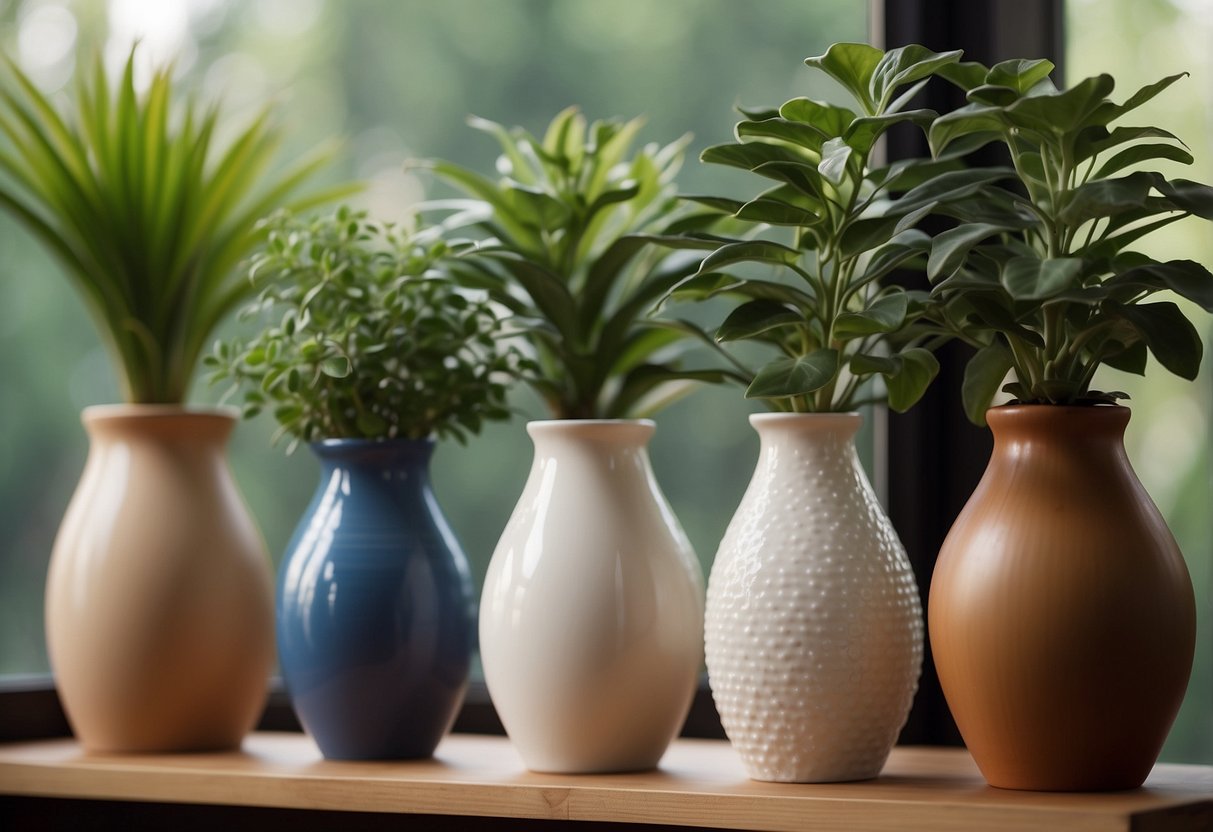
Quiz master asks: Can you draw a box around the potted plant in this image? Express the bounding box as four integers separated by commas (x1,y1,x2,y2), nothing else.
923,57,1213,790
665,43,986,783
0,49,342,752
415,109,736,773
210,206,523,760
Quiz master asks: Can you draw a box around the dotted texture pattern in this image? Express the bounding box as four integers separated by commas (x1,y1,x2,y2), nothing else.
705,414,923,783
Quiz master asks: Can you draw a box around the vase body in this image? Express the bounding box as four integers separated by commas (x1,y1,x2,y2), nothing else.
930,405,1196,791
45,405,274,752
480,420,704,773
277,438,473,760
705,413,923,783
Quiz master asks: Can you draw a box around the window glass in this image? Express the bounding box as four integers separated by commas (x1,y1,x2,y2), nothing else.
1068,0,1213,764
0,0,868,675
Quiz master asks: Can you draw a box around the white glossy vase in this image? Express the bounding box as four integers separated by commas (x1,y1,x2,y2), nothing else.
705,412,923,783
45,405,275,752
480,419,705,773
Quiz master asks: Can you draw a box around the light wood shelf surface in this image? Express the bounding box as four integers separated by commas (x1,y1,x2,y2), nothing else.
0,733,1210,831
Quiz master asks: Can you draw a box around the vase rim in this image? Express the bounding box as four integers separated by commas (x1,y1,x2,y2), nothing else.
82,403,239,423
312,435,436,449
986,402,1130,425
749,411,862,427
526,418,656,428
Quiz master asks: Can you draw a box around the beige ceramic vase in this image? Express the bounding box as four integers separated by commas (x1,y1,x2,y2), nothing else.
930,405,1196,791
45,405,275,752
479,420,705,773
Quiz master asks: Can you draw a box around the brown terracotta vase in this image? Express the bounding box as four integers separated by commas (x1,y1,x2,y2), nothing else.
45,406,274,752
929,405,1196,791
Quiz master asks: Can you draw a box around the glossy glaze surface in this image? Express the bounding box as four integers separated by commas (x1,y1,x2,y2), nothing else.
46,406,274,752
706,413,923,783
930,405,1196,791
480,420,705,773
277,439,473,760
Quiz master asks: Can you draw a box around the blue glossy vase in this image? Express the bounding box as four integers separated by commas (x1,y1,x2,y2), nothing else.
277,438,473,760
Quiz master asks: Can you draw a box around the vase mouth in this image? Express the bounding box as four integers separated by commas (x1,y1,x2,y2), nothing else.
310,436,437,464
986,403,1130,435
82,403,239,422
749,411,862,433
526,418,656,443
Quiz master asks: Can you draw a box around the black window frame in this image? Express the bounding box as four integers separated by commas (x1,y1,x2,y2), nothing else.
0,0,1064,747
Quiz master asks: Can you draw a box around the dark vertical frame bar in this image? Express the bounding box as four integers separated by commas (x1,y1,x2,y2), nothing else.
882,0,1064,744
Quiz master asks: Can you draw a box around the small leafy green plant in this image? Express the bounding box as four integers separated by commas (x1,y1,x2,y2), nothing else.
665,43,991,413
414,108,738,419
925,58,1213,423
0,48,346,403
209,208,524,448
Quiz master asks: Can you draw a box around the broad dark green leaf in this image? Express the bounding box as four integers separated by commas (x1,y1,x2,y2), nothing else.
839,203,932,260
1003,73,1115,134
1154,177,1213,220
844,109,935,155
736,117,827,152
1059,171,1154,225
928,104,1007,157
936,61,991,92
716,299,803,342
869,45,962,111
834,292,909,337
1103,339,1148,375
1074,125,1183,163
885,347,940,412
697,240,802,274
701,141,810,172
928,222,1013,281
804,43,883,113
736,196,820,226
962,343,1014,425
1093,143,1193,179
1001,256,1084,300
1109,301,1203,380
746,348,839,399
894,166,1016,215
1091,72,1187,126
778,97,857,139
1106,259,1213,311
985,58,1055,94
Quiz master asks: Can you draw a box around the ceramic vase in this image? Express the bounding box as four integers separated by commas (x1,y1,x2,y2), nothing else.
705,412,923,783
45,405,274,752
930,405,1196,791
480,419,704,773
277,438,473,760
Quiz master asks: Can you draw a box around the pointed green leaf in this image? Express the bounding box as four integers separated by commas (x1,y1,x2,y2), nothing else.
716,299,803,342
834,292,909,337
985,58,1055,94
1001,256,1084,300
962,343,1014,425
746,349,839,399
1109,301,1202,380
928,222,1013,281
804,43,883,113
885,347,940,412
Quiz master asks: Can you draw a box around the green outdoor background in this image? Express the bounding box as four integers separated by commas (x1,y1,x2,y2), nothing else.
0,0,1209,764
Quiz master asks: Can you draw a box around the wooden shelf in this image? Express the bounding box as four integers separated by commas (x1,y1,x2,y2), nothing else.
0,733,1210,831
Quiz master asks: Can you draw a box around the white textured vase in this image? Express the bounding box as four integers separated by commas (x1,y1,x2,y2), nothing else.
480,419,705,773
705,412,923,783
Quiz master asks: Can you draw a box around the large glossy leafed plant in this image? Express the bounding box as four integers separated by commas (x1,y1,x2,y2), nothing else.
415,108,737,419
666,43,995,413
0,49,346,403
926,59,1213,423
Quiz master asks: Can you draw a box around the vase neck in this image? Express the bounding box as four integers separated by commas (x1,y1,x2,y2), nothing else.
986,405,1129,452
750,412,862,445
526,419,656,449
310,438,436,476
82,405,237,445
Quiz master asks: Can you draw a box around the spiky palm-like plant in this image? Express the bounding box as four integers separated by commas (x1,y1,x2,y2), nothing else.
0,48,348,403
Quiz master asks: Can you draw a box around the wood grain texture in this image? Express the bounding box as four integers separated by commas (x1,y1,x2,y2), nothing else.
0,734,1209,832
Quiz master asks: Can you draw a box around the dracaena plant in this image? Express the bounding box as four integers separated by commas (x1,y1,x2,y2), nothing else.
664,43,999,413
0,48,347,403
208,207,526,450
925,58,1213,423
413,107,739,420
